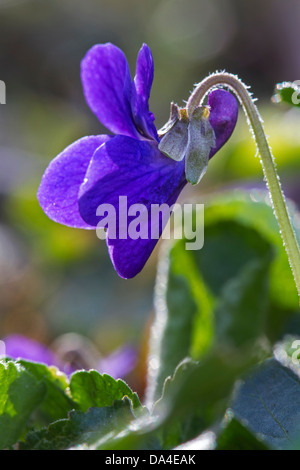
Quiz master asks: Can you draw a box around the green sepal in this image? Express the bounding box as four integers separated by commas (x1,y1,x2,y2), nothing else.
185,107,216,185
158,103,189,162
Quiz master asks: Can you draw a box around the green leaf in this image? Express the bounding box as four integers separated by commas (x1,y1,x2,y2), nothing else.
94,346,262,450
18,360,76,423
215,256,271,348
147,193,276,404
273,82,300,108
94,411,162,451
147,244,199,403
144,191,300,449
20,399,135,450
156,351,256,426
96,352,257,451
69,370,141,412
203,191,299,312
232,358,300,449
153,347,260,448
193,222,270,295
0,361,45,449
216,417,270,450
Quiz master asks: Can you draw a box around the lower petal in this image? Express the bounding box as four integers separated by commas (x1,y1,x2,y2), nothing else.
78,135,186,277
38,135,111,229
106,183,184,278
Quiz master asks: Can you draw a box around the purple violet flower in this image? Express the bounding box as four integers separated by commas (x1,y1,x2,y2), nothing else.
38,43,238,278
96,345,137,380
2,334,137,379
3,334,59,367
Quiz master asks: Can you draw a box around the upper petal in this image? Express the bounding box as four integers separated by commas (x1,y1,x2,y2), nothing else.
81,43,139,139
131,44,158,141
78,135,186,277
38,135,111,229
208,89,238,158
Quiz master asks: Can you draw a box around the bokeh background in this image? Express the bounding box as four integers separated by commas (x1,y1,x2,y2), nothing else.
0,0,300,399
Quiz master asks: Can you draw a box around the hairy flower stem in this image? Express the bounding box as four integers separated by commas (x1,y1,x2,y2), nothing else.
187,72,300,301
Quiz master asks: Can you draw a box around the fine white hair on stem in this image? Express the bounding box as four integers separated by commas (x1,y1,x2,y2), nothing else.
187,72,300,301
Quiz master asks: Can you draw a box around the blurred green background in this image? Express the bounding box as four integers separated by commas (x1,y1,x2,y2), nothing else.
0,0,299,398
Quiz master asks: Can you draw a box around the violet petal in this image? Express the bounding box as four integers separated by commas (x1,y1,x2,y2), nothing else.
3,334,58,366
131,43,158,141
81,43,140,139
208,89,239,159
78,135,186,277
38,135,111,228
97,346,137,379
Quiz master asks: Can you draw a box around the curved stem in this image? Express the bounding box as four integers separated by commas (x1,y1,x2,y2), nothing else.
187,72,300,300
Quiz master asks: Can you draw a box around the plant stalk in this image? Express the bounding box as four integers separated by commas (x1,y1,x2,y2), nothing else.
187,72,300,300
